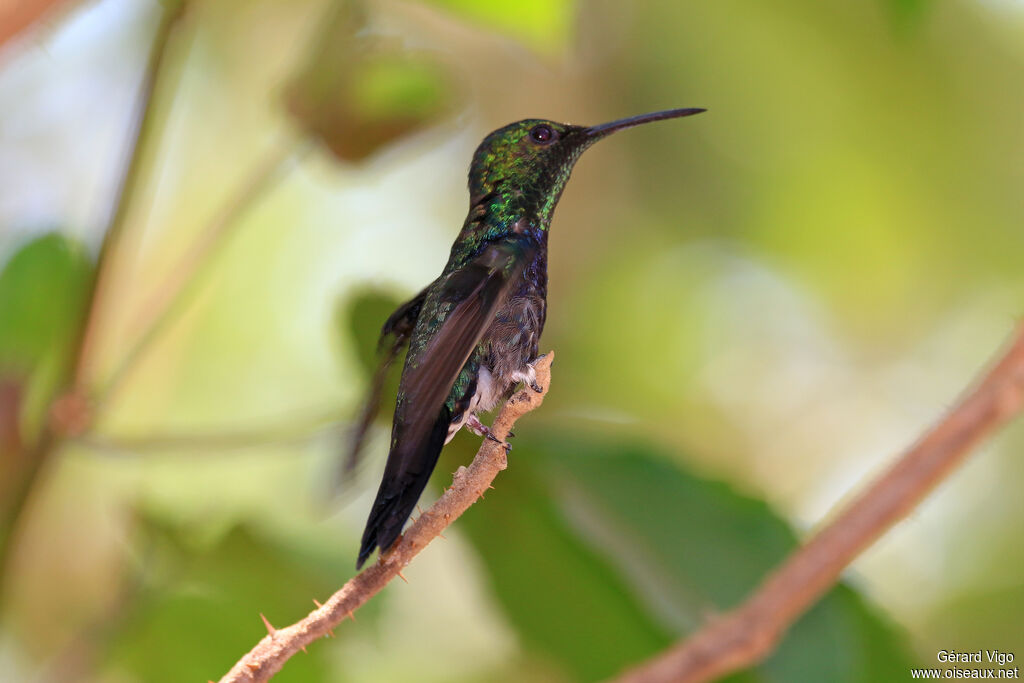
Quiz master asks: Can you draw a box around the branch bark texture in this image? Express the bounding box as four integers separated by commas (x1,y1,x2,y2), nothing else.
218,352,554,683
614,323,1024,683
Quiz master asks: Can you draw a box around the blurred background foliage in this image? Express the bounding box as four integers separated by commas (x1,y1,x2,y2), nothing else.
0,0,1022,681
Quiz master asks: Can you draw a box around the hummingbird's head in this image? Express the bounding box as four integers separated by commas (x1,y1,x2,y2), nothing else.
467,108,705,226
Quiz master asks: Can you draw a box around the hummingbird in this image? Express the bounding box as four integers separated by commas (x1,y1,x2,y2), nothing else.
353,107,705,569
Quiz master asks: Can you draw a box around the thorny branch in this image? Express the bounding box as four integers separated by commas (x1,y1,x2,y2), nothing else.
612,323,1024,683
217,352,555,683
73,0,189,393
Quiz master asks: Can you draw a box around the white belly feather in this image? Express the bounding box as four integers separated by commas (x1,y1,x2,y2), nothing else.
444,366,504,443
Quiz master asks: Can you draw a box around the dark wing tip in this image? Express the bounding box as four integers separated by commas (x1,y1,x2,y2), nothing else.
356,542,374,570
356,506,389,570
355,507,404,570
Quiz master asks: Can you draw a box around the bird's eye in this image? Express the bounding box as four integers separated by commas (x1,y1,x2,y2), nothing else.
529,124,555,144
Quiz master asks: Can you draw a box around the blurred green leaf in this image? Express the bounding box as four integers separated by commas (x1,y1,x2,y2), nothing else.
0,231,91,470
452,441,674,681
0,233,92,380
548,438,915,681
288,1,457,162
338,288,405,379
350,59,451,121
456,433,915,681
102,518,357,683
333,289,407,485
419,0,576,55
548,440,794,611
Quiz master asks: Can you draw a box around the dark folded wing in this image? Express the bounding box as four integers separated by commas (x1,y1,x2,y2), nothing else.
392,235,537,468
342,287,429,477
357,235,537,566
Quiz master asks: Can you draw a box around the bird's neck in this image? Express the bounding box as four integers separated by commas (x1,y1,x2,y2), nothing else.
447,190,550,267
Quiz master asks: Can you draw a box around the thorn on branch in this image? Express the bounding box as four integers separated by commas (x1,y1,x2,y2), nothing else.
259,613,276,637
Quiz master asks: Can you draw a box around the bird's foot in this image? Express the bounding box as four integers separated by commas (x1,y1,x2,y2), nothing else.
512,362,543,394
466,414,511,451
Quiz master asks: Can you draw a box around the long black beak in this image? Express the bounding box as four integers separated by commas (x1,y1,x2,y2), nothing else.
585,107,706,138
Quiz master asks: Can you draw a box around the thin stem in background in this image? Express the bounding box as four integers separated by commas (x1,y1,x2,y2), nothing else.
90,136,313,414
74,0,189,389
75,406,341,456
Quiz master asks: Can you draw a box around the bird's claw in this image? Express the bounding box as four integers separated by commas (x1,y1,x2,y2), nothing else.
485,432,511,452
